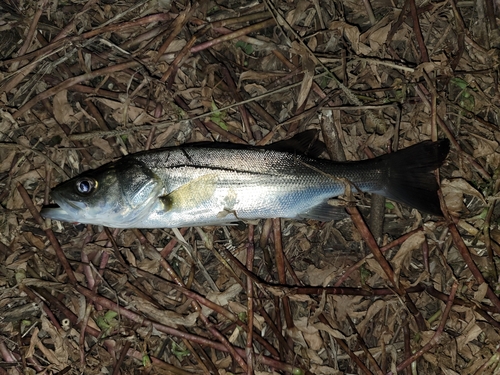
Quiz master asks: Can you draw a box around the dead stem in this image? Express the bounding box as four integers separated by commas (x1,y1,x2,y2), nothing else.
269,285,425,297
317,314,373,375
17,183,77,285
190,19,275,53
112,340,130,375
245,225,255,375
155,5,195,63
272,218,295,337
161,35,198,84
347,315,384,375
4,0,499,373
221,66,255,141
392,281,458,374
448,223,500,312
346,206,427,331
334,227,423,287
74,284,298,373
10,0,48,72
409,0,429,62
126,230,249,371
13,61,140,119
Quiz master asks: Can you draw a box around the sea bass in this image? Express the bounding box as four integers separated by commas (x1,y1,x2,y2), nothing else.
41,133,450,228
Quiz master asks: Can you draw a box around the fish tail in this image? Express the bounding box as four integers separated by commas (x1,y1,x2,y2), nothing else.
375,139,450,216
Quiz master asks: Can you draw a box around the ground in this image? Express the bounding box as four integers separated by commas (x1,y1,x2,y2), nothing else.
1,0,500,374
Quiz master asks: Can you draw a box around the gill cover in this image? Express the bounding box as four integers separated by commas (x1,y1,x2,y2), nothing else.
117,158,163,209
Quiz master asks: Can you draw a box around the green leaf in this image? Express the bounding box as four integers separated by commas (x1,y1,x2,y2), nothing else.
142,354,152,367
360,264,372,285
171,342,191,360
95,316,110,331
450,77,468,90
210,101,228,130
238,312,247,323
385,201,395,210
96,310,119,334
235,41,254,54
104,310,118,323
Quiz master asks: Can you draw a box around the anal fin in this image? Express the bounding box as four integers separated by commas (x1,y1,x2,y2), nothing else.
298,200,347,221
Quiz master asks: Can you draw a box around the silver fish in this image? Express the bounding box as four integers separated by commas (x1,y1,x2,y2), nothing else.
41,133,449,228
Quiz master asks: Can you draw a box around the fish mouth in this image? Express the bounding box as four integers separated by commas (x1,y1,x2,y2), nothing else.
40,192,87,223
40,204,77,222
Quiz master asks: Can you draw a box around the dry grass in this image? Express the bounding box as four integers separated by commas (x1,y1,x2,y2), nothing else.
1,0,500,374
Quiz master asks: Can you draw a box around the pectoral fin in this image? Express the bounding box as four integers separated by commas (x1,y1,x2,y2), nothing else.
160,174,218,211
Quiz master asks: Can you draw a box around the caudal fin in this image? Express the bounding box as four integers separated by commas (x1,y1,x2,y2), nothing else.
378,139,450,216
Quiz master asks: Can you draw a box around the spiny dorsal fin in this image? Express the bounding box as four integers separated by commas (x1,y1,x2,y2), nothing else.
264,130,326,157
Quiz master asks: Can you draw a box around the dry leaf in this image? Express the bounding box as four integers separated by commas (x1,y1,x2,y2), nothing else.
329,21,371,55
137,258,160,273
53,90,76,124
238,71,287,86
202,283,242,316
95,98,155,125
310,365,342,375
295,317,323,350
368,24,391,50
304,264,337,286
287,325,307,347
365,257,389,282
92,138,114,155
470,135,498,158
356,299,386,336
296,48,315,108
439,367,460,375
391,231,425,278
22,232,45,250
442,178,485,213
129,297,199,328
313,322,346,339
227,301,265,331
473,282,489,303
456,322,482,351
39,315,69,367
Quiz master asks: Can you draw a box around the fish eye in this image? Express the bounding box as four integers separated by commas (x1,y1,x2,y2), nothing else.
75,178,97,195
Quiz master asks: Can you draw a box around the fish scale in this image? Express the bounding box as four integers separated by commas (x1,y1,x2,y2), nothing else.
132,148,371,227
41,134,450,228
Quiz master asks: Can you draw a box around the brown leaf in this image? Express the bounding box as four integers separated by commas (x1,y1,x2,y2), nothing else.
295,317,323,350
442,178,485,213
296,48,315,108
356,299,386,336
304,264,337,286
368,24,391,50
53,90,76,124
391,231,425,278
92,138,114,155
130,297,199,328
202,284,242,315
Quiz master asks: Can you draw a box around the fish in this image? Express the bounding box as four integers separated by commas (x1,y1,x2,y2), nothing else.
41,132,450,228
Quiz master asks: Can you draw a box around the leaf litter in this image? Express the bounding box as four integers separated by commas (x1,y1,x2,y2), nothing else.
1,0,500,374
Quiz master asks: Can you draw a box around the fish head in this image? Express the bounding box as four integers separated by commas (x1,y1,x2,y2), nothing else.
41,159,163,227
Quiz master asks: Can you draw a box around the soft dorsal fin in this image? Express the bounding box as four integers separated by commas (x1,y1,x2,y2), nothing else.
264,130,326,157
